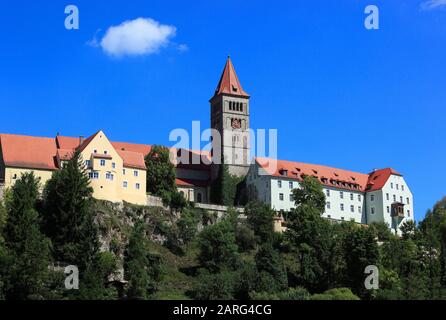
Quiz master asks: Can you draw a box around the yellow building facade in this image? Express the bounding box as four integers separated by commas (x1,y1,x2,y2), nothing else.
0,130,147,205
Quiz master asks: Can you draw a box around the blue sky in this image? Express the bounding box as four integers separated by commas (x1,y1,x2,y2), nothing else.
0,0,445,221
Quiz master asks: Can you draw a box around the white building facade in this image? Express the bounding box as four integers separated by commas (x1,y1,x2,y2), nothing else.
246,158,414,234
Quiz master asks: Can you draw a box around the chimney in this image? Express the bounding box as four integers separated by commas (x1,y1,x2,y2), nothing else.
79,136,85,146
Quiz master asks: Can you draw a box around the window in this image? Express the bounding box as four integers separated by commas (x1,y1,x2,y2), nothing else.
100,159,106,166
123,181,128,188
350,193,354,200
340,191,344,199
94,149,97,154
123,169,126,175
387,206,390,213
371,194,375,201
350,205,354,213
89,172,99,179
371,207,375,215
326,189,330,197
279,193,284,201
396,184,399,190
341,217,345,221
134,170,138,177
12,174,17,179
326,202,331,209
393,195,397,202
402,185,405,191
289,194,293,202
391,183,394,189
340,203,344,211
407,210,411,217
358,195,361,202
278,181,282,188
407,197,410,205
358,206,362,213
400,196,403,203
106,173,114,181
289,181,293,189
386,193,389,201
112,162,116,169
104,150,108,155
135,183,140,190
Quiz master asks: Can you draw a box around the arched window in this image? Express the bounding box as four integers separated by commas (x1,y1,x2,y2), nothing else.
197,192,202,203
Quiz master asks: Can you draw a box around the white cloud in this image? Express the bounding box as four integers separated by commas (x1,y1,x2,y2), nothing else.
421,0,446,10
99,18,177,57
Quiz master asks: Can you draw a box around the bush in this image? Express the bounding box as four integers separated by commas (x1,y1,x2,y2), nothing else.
193,269,238,300
250,287,310,300
311,288,360,300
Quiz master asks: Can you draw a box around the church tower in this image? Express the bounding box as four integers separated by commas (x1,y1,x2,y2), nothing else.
210,57,251,177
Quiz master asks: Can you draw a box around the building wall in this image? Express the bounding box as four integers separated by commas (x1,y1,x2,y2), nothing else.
246,164,271,204
178,186,208,203
323,187,365,223
80,132,147,205
381,174,414,233
211,94,251,177
0,143,5,182
3,167,54,191
245,163,414,231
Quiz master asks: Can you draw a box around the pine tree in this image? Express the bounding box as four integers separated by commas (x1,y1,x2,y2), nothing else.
210,160,241,206
42,150,99,271
3,172,51,300
124,220,161,300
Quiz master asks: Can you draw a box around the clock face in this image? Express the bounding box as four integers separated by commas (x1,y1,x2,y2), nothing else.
231,118,241,129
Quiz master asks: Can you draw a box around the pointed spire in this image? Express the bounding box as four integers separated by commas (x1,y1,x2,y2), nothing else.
213,57,249,98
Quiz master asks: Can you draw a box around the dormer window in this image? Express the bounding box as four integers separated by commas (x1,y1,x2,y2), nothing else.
232,85,238,92
279,168,288,176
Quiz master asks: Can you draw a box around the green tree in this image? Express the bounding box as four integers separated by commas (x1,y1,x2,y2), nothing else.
43,150,99,271
245,201,276,244
343,226,379,299
197,217,239,272
124,220,162,299
145,145,176,197
255,243,288,293
210,161,242,206
284,176,337,292
3,172,51,300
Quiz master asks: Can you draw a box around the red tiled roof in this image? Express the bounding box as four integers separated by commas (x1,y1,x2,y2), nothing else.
213,57,249,98
111,141,152,156
116,149,146,170
57,148,74,161
1,133,148,172
92,153,113,160
255,157,399,192
0,134,58,170
56,135,81,150
366,168,401,191
176,178,210,188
